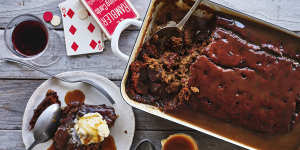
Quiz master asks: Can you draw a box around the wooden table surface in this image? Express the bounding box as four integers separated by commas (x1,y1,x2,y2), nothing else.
0,0,299,150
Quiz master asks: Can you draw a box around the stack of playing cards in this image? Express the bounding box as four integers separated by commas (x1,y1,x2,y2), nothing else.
59,0,139,56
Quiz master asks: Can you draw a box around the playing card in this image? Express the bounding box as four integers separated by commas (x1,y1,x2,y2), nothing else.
59,0,105,56
81,0,139,39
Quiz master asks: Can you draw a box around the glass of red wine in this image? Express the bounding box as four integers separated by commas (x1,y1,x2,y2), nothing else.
4,14,62,67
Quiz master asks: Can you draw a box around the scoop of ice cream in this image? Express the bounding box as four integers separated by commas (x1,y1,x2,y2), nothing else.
74,112,110,145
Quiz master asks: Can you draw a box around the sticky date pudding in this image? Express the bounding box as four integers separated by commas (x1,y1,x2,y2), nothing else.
30,90,117,150
126,1,300,134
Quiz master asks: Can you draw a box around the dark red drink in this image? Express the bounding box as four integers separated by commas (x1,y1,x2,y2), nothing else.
12,20,48,56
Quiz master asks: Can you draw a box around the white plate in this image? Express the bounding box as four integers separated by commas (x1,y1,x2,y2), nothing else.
22,71,135,150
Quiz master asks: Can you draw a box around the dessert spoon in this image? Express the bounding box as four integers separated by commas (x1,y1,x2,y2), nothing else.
27,104,61,150
1,57,115,104
148,0,203,50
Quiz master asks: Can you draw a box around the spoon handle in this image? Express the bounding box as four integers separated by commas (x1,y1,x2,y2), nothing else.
176,0,203,30
27,140,39,150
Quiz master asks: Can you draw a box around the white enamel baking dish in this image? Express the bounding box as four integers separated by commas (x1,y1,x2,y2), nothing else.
110,0,300,149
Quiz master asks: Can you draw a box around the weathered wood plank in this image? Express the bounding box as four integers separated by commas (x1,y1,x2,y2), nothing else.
0,130,245,150
0,80,41,130
0,0,62,29
0,30,139,80
0,130,24,150
0,0,151,29
0,80,190,131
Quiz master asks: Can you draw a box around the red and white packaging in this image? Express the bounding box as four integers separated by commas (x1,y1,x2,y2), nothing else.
80,0,139,39
59,0,105,56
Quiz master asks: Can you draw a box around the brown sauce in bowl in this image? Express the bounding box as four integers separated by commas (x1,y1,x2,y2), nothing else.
162,134,198,150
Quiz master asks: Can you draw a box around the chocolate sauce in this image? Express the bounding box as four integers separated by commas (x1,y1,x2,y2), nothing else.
12,20,48,56
65,90,85,106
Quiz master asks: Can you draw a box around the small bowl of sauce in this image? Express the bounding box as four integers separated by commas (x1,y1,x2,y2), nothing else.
161,133,198,150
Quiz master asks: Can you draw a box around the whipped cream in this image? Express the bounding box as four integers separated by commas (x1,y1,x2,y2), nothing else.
74,112,110,145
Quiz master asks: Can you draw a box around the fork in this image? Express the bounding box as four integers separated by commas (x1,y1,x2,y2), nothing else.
1,57,115,104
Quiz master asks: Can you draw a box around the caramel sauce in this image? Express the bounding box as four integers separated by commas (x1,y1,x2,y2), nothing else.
162,134,198,150
65,90,85,106
47,143,56,150
101,136,117,150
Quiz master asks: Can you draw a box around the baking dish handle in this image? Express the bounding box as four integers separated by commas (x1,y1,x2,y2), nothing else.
111,19,142,61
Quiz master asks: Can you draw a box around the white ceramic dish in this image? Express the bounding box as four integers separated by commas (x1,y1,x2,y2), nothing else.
22,71,135,150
